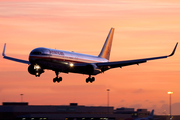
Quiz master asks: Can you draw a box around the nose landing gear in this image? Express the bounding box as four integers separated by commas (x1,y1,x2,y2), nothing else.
35,72,40,77
28,64,44,77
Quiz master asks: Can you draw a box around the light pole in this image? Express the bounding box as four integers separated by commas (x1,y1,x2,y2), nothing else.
20,94,23,102
107,89,110,108
167,91,173,120
107,89,110,119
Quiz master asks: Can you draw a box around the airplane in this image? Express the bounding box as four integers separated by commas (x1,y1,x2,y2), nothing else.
2,28,178,83
124,109,154,120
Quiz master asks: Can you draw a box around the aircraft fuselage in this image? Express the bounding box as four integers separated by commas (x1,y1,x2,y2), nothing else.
29,47,108,75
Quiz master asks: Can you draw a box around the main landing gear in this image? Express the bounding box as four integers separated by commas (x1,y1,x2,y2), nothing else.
53,71,62,83
52,72,95,83
86,75,95,83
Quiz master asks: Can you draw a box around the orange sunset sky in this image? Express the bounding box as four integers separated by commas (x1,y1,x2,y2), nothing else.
0,0,180,115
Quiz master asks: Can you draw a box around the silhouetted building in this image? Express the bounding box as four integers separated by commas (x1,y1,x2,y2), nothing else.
3,102,28,106
0,102,128,120
114,107,137,118
1,102,178,120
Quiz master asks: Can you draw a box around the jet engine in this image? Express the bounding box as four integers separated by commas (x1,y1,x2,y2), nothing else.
28,64,44,77
84,64,101,75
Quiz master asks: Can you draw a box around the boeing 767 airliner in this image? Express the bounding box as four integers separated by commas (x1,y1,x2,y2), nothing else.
2,28,178,83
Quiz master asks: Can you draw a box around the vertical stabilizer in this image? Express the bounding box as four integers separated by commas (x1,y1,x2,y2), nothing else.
150,109,154,116
148,109,154,119
98,28,114,60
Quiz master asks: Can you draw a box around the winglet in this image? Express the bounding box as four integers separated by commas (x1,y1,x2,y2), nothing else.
2,43,6,57
168,42,178,57
2,43,30,64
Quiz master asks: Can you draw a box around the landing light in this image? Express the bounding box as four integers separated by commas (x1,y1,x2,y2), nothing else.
34,64,41,70
36,72,39,76
69,63,74,67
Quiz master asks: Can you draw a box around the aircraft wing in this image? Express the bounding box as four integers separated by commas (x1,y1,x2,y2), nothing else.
96,42,178,70
2,43,30,64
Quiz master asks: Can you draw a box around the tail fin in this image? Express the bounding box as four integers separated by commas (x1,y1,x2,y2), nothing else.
98,28,115,60
148,109,154,119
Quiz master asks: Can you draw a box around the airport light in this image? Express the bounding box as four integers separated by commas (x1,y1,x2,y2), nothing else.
167,91,173,120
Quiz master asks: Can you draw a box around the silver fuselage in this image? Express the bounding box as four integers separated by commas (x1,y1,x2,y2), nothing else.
29,47,108,75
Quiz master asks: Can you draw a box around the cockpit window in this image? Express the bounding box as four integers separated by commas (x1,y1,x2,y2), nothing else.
32,52,42,55
31,48,50,55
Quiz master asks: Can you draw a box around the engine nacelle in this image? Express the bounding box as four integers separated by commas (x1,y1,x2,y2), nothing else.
84,64,101,75
28,64,44,76
28,65,36,75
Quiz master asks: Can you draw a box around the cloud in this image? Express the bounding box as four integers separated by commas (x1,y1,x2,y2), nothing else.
121,100,125,102
159,100,165,103
172,103,180,115
49,84,106,92
147,103,180,115
155,104,168,115
129,104,142,109
132,89,143,93
160,104,168,110
0,0,179,19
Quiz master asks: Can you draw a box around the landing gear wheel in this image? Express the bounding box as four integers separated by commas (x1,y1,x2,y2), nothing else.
90,77,95,83
53,77,57,83
57,77,62,83
53,71,63,83
86,76,95,83
86,78,89,83
53,77,62,83
90,77,94,83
